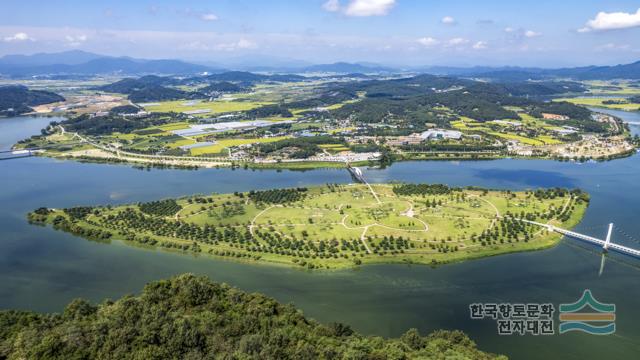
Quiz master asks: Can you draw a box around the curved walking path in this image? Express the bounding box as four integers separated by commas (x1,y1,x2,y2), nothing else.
249,205,277,237
359,226,373,254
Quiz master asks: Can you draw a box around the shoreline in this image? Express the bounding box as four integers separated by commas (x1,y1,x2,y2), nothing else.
30,146,639,171
27,184,590,271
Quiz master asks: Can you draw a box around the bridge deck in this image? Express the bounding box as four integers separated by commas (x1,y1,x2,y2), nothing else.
519,219,640,258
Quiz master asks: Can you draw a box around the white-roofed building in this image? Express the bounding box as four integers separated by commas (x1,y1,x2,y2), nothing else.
420,129,463,141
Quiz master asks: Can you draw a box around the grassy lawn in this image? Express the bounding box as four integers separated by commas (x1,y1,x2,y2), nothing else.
319,144,350,152
167,138,197,149
156,122,192,131
31,183,589,270
189,136,290,155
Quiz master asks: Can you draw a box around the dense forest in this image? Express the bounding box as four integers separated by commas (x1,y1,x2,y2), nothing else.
0,274,504,359
286,89,358,109
58,112,182,135
255,136,346,158
97,76,207,102
199,81,247,93
498,81,586,96
0,85,64,116
96,75,177,93
109,104,141,115
246,104,294,118
128,86,199,103
331,78,595,126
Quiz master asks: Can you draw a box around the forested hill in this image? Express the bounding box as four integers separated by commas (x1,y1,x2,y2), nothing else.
330,75,592,123
96,76,206,103
0,274,504,360
0,85,64,116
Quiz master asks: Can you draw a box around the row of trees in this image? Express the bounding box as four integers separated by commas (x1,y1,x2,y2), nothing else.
139,199,182,217
393,183,457,196
248,188,308,204
63,206,96,220
51,215,113,240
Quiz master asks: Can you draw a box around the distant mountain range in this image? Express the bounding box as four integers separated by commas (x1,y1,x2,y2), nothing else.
0,51,396,77
1,50,640,80
0,51,223,77
421,61,640,81
301,62,396,74
0,50,103,66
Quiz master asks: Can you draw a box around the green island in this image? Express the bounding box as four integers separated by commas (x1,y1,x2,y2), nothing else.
29,183,589,270
0,274,504,359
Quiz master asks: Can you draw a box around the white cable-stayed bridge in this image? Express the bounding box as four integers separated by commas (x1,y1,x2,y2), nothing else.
519,219,640,258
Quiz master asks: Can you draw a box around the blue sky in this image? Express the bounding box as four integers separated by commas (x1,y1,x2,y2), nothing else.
1,0,640,67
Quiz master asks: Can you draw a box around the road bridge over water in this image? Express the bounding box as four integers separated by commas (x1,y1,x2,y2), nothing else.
520,219,640,258
346,164,381,204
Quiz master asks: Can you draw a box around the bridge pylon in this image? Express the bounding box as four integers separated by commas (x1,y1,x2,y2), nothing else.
603,223,614,251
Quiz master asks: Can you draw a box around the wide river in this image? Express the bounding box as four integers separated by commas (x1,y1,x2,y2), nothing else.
1,110,639,359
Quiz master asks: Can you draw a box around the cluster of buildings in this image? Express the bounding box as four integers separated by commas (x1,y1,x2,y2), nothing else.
171,120,294,137
553,127,578,136
386,129,467,147
178,142,216,151
419,129,463,140
542,113,570,121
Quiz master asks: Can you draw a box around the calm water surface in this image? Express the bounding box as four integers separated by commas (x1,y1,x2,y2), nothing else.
1,113,639,359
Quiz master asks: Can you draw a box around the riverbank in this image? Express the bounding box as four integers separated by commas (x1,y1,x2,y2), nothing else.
3,115,640,360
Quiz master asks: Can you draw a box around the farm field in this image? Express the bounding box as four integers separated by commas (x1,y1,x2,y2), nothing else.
554,97,640,111
451,114,565,145
30,183,589,269
584,80,640,95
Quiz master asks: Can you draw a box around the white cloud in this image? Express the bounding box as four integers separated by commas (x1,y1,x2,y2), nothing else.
343,0,396,17
596,43,631,51
524,30,541,38
322,0,341,12
504,27,541,42
581,8,640,32
416,37,439,47
472,41,488,50
322,0,396,17
200,13,218,21
214,38,258,51
65,34,88,46
441,16,456,25
416,36,475,49
3,32,33,42
236,38,257,49
180,37,258,52
447,37,469,46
